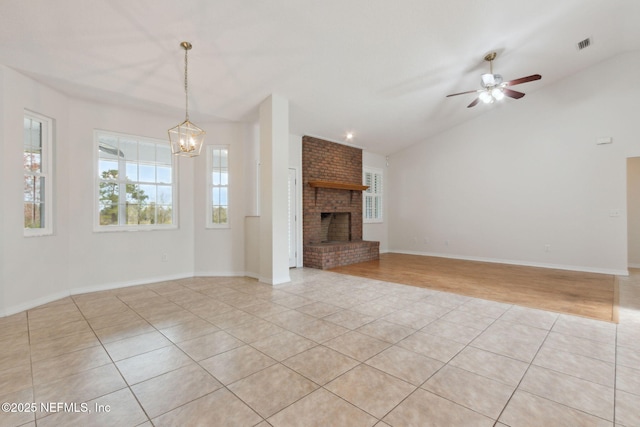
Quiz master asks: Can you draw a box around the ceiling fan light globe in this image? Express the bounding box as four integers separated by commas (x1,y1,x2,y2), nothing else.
479,91,493,103
492,88,505,100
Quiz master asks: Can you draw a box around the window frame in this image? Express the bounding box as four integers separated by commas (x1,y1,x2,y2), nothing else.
94,130,178,232
206,144,231,229
363,167,383,224
23,110,54,237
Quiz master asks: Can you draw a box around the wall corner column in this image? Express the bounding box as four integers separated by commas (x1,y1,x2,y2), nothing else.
258,94,290,285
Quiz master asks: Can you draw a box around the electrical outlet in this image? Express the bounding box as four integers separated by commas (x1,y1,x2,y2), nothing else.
544,244,551,252
161,253,169,262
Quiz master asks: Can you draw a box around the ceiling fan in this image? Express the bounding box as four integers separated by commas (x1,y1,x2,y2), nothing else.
446,52,541,108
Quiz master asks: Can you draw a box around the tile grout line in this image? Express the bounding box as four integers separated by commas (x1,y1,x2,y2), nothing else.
72,293,155,426
8,271,634,426
490,312,558,424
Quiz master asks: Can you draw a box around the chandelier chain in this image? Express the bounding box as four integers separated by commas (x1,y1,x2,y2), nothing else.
184,45,189,121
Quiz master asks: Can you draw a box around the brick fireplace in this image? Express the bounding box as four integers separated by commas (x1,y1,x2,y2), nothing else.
303,136,379,269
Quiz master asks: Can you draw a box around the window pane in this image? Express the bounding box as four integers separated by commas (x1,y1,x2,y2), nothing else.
120,139,138,161
99,160,119,179
24,175,36,202
157,205,172,224
24,118,43,173
221,169,228,185
157,166,171,184
99,182,119,207
157,186,172,204
157,145,172,165
212,170,220,186
99,182,120,225
220,149,228,167
126,183,151,203
98,136,121,164
138,184,156,203
138,142,156,162
24,119,42,150
126,163,138,181
220,187,228,205
126,204,140,224
139,203,154,224
139,164,155,182
24,202,43,228
212,188,220,205
213,206,227,224
31,152,42,174
24,151,42,173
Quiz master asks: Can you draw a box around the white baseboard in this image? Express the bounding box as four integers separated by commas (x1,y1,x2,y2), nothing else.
194,271,248,277
244,271,260,280
0,290,71,318
628,263,640,269
258,274,292,286
2,270,298,317
391,250,629,276
1,272,197,318
69,273,194,296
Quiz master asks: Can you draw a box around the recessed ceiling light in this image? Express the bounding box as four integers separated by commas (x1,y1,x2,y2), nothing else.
346,132,354,140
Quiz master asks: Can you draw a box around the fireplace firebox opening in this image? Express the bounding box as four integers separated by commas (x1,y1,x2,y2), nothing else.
320,212,351,242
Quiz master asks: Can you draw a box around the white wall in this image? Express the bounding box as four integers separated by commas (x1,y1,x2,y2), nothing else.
388,50,640,275
193,122,248,276
0,67,196,315
67,100,195,291
0,67,5,312
363,151,389,252
1,66,71,314
628,157,640,268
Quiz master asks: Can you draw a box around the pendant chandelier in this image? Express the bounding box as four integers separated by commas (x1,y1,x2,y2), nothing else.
168,41,205,157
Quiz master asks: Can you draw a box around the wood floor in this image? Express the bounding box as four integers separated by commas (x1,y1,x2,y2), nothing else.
330,253,617,322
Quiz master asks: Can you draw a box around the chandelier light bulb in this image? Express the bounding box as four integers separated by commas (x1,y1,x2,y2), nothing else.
492,88,505,100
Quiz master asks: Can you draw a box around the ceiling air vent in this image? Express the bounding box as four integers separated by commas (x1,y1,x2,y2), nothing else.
576,37,592,51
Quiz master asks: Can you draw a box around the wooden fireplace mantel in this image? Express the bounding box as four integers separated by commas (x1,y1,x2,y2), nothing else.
308,180,368,205
308,180,368,191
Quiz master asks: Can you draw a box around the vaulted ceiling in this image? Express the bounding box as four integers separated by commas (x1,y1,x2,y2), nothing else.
2,0,639,154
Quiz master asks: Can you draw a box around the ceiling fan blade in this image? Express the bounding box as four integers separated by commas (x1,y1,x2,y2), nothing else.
446,89,480,97
504,74,541,86
503,88,525,99
467,98,480,108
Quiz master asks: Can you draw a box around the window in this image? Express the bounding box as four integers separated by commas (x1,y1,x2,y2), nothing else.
96,131,176,230
24,111,53,236
207,145,229,227
363,167,383,223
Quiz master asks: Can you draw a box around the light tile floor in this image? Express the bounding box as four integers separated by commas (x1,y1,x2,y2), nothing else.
1,268,639,427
